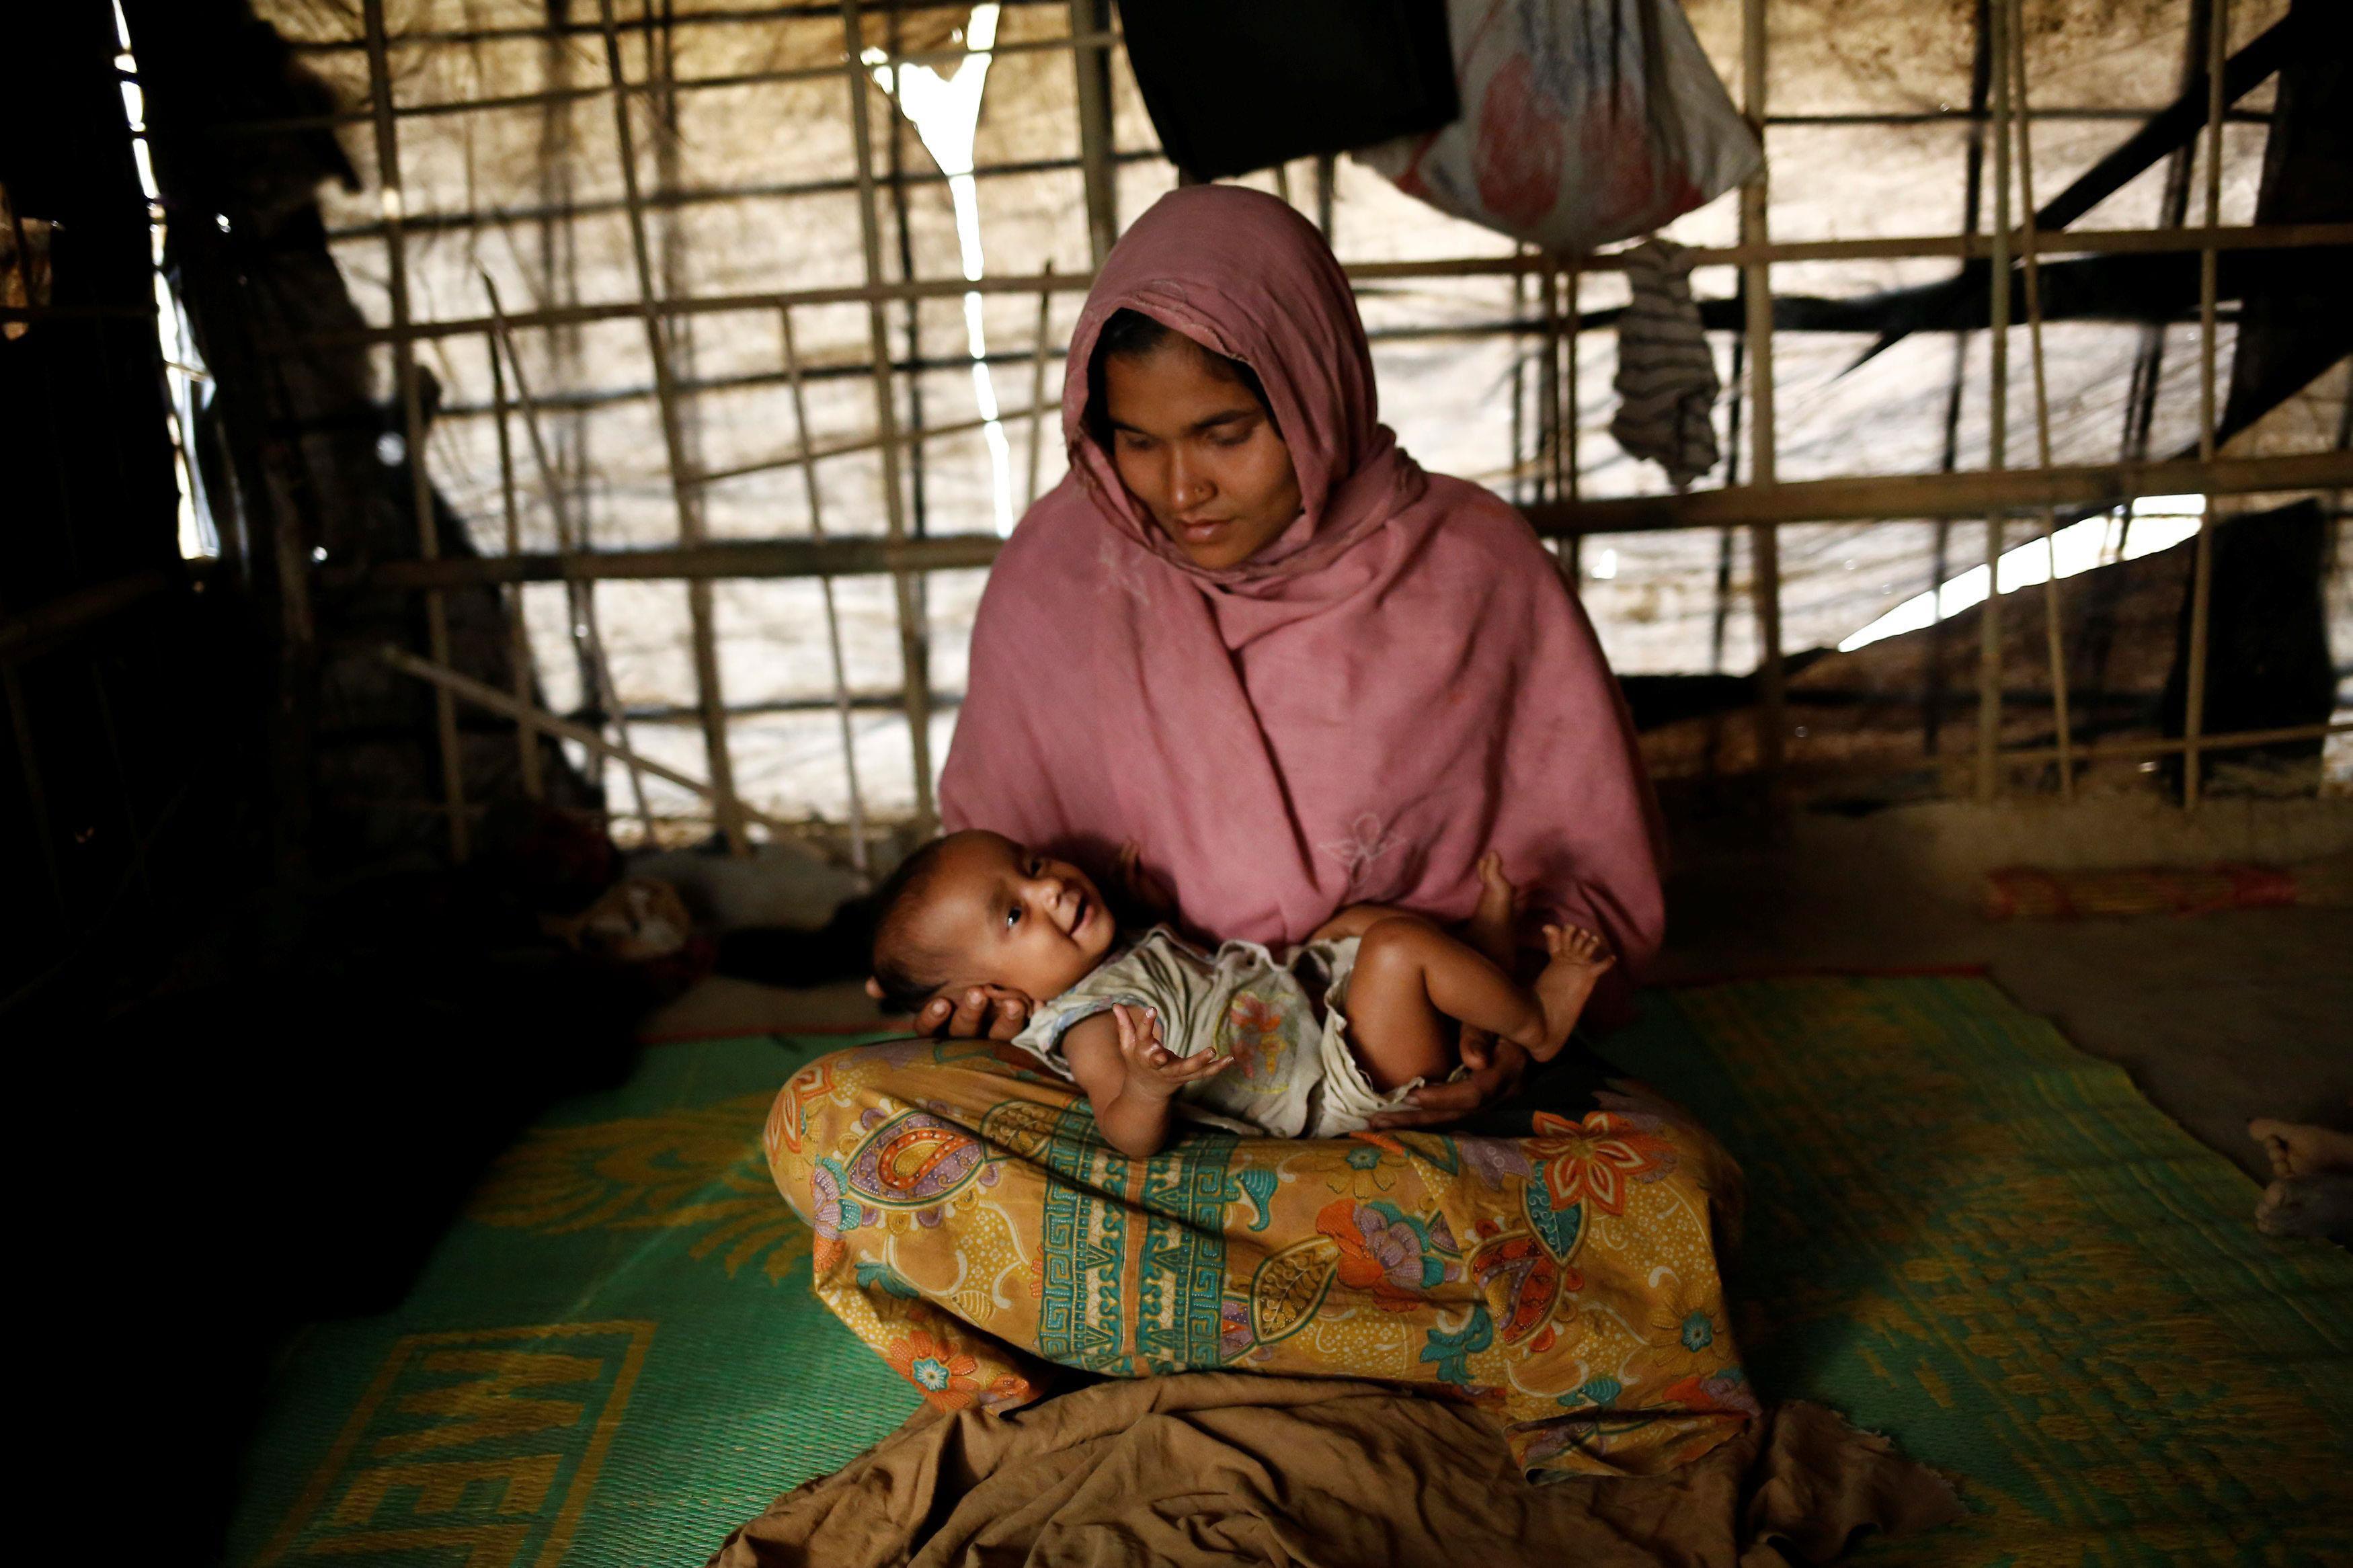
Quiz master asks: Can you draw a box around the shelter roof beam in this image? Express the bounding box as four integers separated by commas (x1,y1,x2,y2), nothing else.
329,449,2353,591
264,222,2353,353
211,28,1119,137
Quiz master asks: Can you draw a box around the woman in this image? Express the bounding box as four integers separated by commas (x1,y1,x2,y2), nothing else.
762,189,1747,1478
916,182,1663,1131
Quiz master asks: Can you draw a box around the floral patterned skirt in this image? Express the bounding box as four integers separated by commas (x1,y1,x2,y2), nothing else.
764,1034,1757,1477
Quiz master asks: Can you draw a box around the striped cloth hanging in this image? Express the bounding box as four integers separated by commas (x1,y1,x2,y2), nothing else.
1609,239,1720,489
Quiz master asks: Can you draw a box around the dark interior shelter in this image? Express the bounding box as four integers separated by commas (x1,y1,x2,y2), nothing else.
4,1,2350,1564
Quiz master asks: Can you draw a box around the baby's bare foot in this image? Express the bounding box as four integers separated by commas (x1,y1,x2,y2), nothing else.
2254,1171,2353,1241
2249,1116,2353,1181
1530,924,1615,1061
1466,852,1520,967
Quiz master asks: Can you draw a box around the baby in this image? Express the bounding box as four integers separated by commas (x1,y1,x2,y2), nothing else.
867,830,1613,1157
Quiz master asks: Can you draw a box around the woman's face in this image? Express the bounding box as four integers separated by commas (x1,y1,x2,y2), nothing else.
1101,339,1303,570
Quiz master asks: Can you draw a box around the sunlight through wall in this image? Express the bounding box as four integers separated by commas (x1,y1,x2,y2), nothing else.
1839,494,2208,653
866,5,1015,535
111,0,218,561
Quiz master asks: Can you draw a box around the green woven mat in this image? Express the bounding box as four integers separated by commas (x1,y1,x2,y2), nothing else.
1631,976,2353,1565
229,979,2353,1567
225,1033,919,1568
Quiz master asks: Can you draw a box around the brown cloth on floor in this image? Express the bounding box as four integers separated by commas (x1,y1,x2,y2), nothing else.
708,1374,1962,1567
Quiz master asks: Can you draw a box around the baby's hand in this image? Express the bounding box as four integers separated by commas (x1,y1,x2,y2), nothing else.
1113,1003,1232,1101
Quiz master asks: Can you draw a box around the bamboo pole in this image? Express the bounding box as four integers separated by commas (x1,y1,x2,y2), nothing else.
1070,0,1117,267
1564,259,1581,581
1975,0,2013,802
533,9,589,708
1762,716,2352,785
1564,261,1581,509
0,572,170,660
881,1,929,559
1522,448,2352,534
2116,0,2208,493
240,38,2251,140
378,645,809,837
697,397,1058,489
1993,717,2352,767
246,87,2251,136
1509,248,1528,505
349,447,2353,591
221,29,1124,136
488,329,543,800
1761,106,2269,127
275,221,2353,353
629,692,964,720
781,306,871,875
1741,0,1786,794
596,0,744,850
483,274,654,835
1539,253,1560,505
362,0,469,863
288,2,1082,54
1025,265,1056,509
426,288,2227,423
1927,1,1992,761
1714,296,1742,688
419,269,2288,422
319,149,1160,247
2184,0,2228,810
651,0,700,511
2007,0,2075,800
367,534,1004,589
306,144,2282,247
841,0,937,837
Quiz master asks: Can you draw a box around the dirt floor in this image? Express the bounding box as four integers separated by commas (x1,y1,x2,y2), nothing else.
649,796,2353,1188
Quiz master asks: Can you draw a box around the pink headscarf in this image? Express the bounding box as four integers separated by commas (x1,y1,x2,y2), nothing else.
940,185,1663,1020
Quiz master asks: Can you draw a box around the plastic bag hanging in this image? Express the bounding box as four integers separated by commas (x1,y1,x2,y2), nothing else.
1357,0,1760,255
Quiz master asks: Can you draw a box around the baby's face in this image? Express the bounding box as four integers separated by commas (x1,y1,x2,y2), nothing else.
904,831,1116,1002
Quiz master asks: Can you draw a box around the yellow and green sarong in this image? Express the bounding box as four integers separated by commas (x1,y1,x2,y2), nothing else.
765,1036,1754,1477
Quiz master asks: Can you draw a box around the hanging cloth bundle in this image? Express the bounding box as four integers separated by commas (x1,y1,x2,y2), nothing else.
1609,238,1719,489
1357,0,1759,255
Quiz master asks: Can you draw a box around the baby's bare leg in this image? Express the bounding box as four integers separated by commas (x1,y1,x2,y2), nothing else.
1343,915,1547,1091
1462,852,1521,968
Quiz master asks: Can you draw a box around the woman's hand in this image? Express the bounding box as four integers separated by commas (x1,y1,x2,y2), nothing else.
1364,1024,1529,1129
912,985,1033,1040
